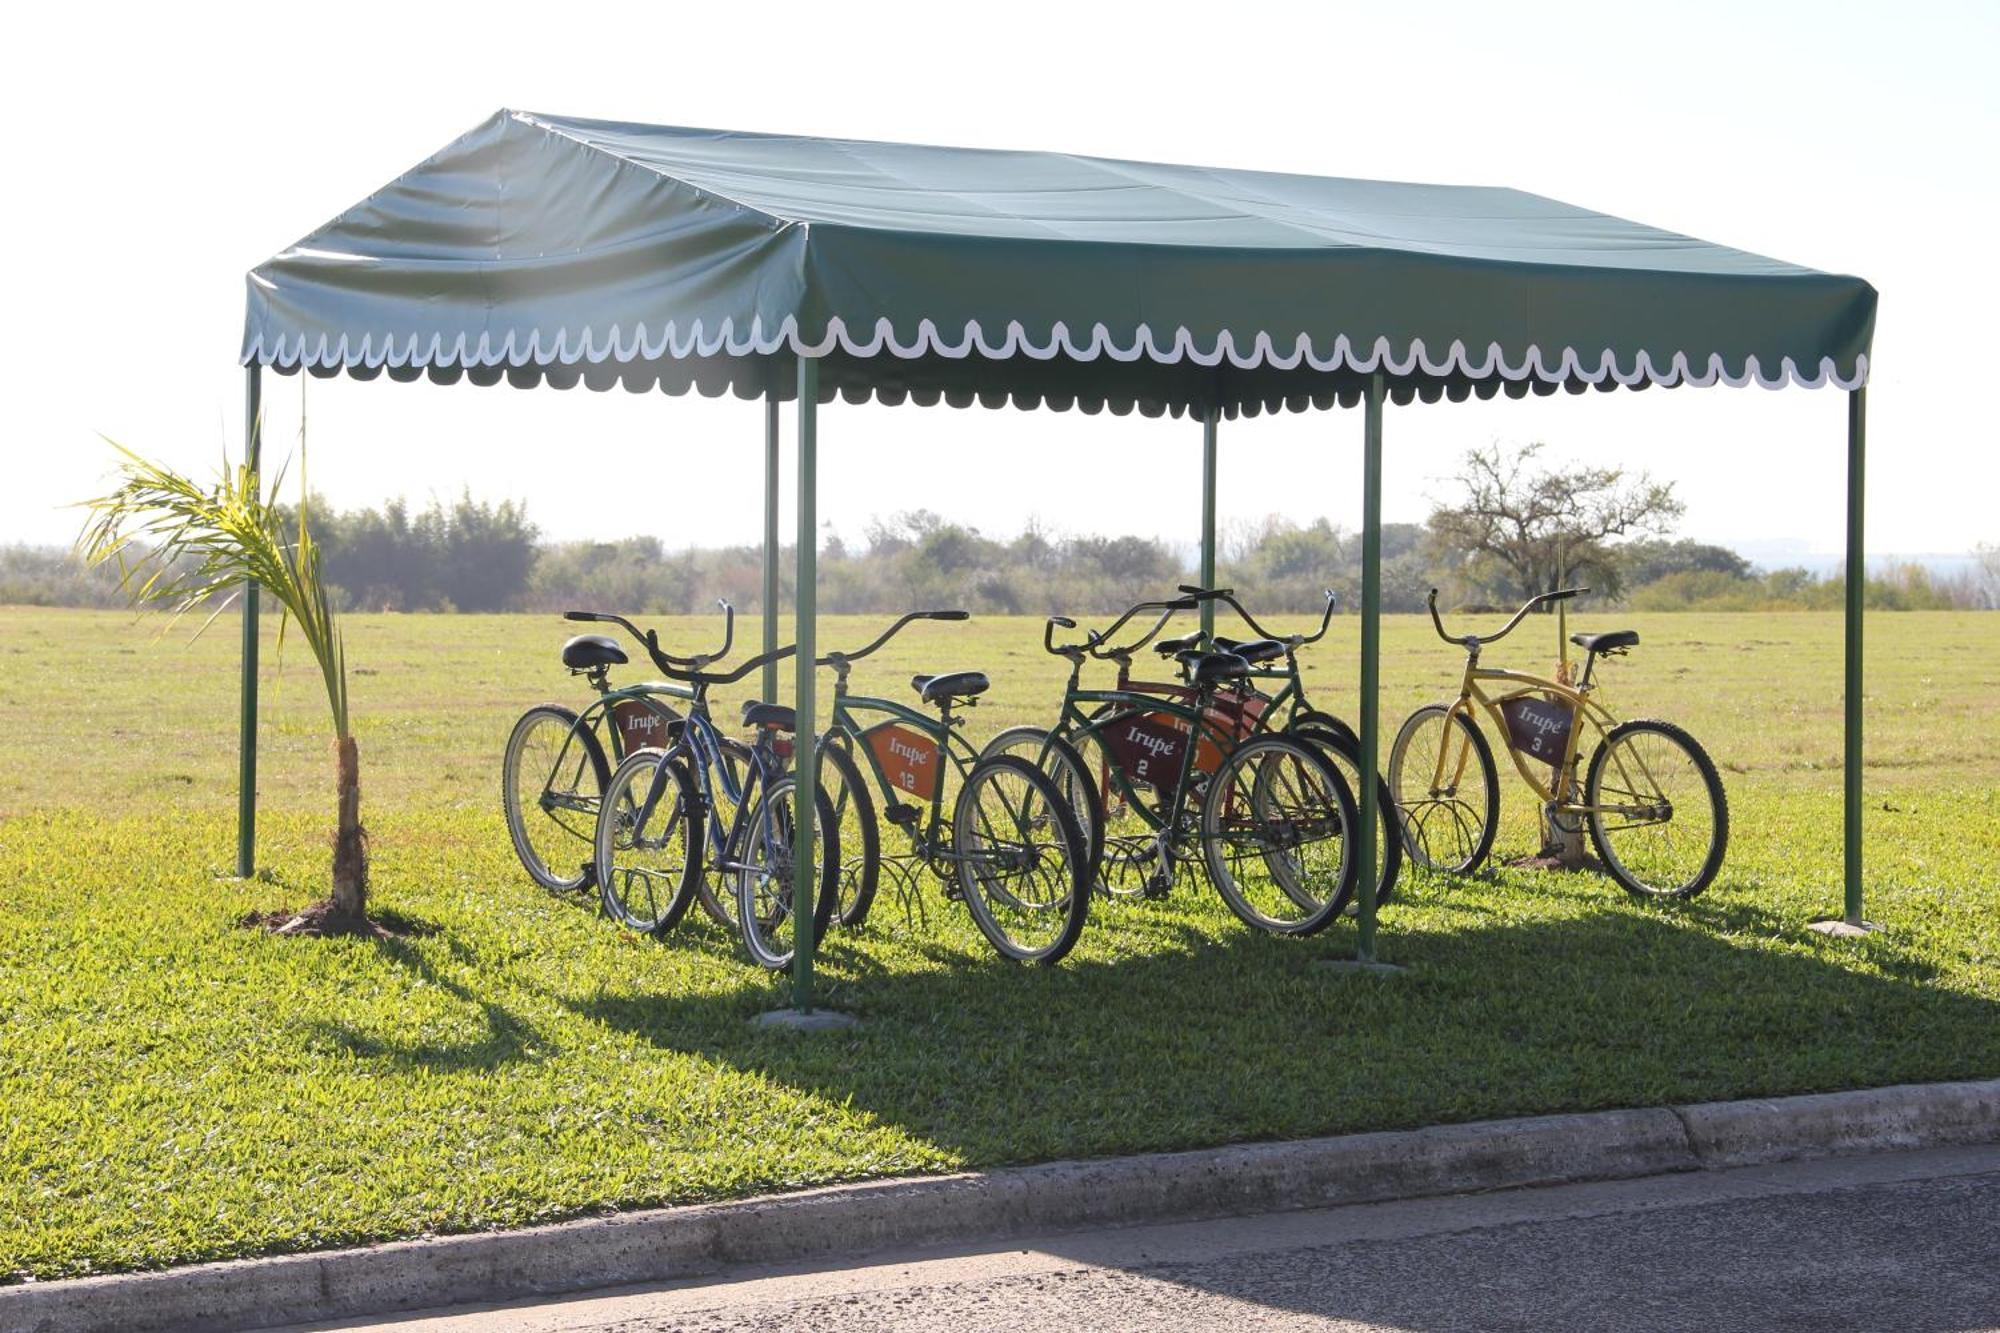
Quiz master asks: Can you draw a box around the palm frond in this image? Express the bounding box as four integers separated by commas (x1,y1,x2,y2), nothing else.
76,444,349,738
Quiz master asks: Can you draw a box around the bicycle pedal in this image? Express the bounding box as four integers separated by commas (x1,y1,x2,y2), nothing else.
884,803,920,828
1143,872,1172,899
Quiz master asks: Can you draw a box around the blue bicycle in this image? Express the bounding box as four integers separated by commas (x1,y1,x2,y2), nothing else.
583,602,838,969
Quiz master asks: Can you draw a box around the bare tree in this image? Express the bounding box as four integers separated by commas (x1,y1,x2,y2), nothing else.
1427,443,1684,605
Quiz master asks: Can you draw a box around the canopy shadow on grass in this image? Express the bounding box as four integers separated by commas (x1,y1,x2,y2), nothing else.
554,902,1999,1168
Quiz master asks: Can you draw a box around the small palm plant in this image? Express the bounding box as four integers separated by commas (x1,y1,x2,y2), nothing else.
78,445,372,932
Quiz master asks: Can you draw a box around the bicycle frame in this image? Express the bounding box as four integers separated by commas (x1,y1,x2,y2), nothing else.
569,599,804,881
667,704,792,876
1422,588,1666,822
1042,639,1254,848
1440,657,1618,813
533,673,694,823
825,686,983,861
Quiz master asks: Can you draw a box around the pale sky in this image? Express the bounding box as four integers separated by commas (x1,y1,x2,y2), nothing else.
2,0,1994,562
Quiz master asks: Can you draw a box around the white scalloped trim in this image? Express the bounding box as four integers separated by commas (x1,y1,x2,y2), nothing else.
242,315,1868,391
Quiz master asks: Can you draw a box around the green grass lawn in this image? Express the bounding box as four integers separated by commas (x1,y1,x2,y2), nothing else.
2,606,1996,1282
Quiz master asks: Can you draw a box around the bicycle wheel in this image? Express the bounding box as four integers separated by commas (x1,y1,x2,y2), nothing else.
979,726,1104,883
1292,709,1359,753
735,775,841,971
502,704,611,894
693,737,758,929
1203,735,1359,935
1388,704,1499,875
1585,719,1730,900
594,748,703,934
818,739,881,928
1291,722,1403,909
952,754,1091,964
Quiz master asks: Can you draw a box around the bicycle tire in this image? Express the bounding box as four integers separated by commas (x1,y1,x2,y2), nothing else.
978,725,1104,885
1202,734,1359,936
1388,704,1500,875
693,736,759,929
1291,722,1404,908
503,703,611,894
735,775,842,970
819,738,881,928
1292,709,1359,753
952,754,1092,965
594,747,704,935
1585,718,1730,900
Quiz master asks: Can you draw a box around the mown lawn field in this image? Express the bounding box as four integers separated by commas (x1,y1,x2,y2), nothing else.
2,605,1996,1282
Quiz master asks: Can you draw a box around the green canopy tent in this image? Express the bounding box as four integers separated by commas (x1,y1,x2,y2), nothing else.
241,110,1880,1001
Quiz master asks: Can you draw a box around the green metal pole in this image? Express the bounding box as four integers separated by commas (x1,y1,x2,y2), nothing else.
791,356,819,1011
1843,386,1867,925
236,365,263,879
1355,374,1384,963
1200,410,1218,638
762,395,780,706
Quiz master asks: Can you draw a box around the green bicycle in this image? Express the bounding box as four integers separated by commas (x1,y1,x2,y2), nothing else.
1120,585,1402,907
986,600,1362,935
812,611,1094,965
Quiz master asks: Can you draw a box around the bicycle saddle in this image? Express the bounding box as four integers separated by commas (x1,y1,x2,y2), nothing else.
911,671,990,703
1571,630,1639,655
561,633,627,670
740,700,796,732
1190,652,1250,686
1211,635,1285,664
1154,632,1205,655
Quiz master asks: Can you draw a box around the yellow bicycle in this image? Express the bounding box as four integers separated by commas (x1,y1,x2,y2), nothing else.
1389,588,1729,900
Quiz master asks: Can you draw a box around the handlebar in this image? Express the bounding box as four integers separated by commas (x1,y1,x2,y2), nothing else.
1427,586,1588,648
564,599,736,674
685,641,797,686
1178,584,1337,649
1044,596,1197,659
818,609,967,667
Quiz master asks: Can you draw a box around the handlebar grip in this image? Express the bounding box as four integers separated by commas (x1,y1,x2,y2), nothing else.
1049,616,1076,629
1168,596,1200,610
1543,587,1590,602
563,610,602,622
926,610,970,622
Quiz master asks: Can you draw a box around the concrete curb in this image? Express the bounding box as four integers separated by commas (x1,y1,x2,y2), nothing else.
6,1078,1996,1333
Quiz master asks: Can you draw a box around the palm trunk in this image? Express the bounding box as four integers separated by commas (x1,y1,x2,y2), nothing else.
1539,768,1590,869
331,735,368,919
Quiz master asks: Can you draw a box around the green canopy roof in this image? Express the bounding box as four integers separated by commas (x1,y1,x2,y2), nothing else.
243,109,1876,417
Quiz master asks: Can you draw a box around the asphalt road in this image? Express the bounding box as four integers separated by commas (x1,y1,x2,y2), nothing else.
294,1145,2000,1332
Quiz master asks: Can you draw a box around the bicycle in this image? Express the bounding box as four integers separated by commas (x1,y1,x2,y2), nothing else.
1131,584,1403,907
1389,587,1729,900
583,603,840,967
811,610,1093,965
986,601,1362,935
501,612,699,896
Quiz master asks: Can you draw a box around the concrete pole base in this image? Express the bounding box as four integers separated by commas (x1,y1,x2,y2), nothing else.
1318,958,1409,977
752,1008,860,1032
1807,918,1883,939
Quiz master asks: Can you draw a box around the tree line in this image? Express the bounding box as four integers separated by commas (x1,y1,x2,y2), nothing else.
12,445,1996,614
